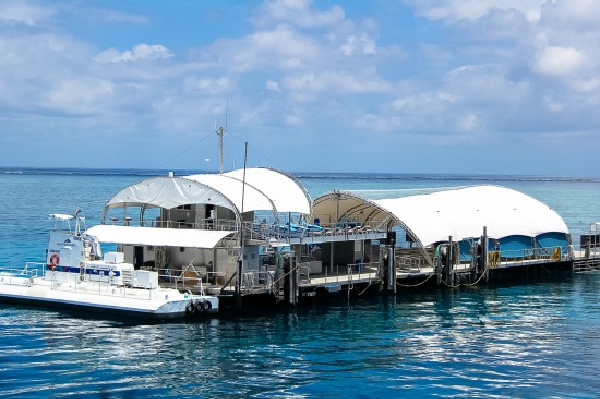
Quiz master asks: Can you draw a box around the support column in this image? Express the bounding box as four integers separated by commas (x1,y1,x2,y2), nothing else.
448,236,454,285
387,246,396,294
288,245,299,306
482,226,489,283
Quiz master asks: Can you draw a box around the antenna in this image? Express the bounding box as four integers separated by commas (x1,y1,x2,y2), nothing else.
215,102,228,175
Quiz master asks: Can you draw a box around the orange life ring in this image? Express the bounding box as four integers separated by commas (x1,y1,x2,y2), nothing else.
49,254,60,267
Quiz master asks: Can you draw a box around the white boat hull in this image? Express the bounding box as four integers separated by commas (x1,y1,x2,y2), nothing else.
0,274,218,319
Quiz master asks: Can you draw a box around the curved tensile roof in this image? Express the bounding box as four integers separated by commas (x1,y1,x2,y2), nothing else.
312,185,569,248
224,167,312,214
105,167,311,217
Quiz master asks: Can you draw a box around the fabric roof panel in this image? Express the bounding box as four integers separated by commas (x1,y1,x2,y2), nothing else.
374,186,568,246
185,174,276,214
106,177,235,211
313,186,569,248
224,168,312,214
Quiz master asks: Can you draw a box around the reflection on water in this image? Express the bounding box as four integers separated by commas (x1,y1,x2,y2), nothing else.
2,274,600,398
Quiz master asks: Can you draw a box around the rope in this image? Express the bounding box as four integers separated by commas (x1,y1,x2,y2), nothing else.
356,280,373,296
396,272,435,287
461,266,489,287
394,262,490,289
266,265,299,289
439,277,462,288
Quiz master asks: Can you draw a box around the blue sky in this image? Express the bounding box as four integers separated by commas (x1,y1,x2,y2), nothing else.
1,0,599,176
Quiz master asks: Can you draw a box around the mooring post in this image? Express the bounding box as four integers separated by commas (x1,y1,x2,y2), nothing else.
387,246,396,293
379,247,385,292
482,226,489,283
289,245,299,306
283,256,291,305
235,257,243,309
448,236,454,285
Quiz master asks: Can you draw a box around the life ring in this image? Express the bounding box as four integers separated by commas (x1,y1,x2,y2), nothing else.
49,254,60,267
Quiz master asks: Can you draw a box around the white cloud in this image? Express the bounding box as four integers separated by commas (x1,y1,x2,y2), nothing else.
90,8,148,24
47,78,114,114
96,44,172,64
285,71,391,95
265,80,281,92
534,46,585,75
340,34,376,56
455,112,481,132
256,0,345,28
0,1,54,26
404,0,544,23
184,76,232,94
223,26,322,71
393,92,458,112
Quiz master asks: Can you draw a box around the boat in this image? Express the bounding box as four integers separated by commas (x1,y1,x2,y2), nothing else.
0,213,218,319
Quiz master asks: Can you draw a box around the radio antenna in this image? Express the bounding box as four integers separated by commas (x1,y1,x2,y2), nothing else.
215,102,228,174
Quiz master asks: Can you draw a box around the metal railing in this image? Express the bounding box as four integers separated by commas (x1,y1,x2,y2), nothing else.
103,215,394,249
313,261,380,285
428,245,573,270
396,256,427,272
0,264,39,286
171,270,228,291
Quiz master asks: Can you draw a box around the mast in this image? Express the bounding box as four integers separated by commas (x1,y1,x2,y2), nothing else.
216,102,228,174
216,126,225,174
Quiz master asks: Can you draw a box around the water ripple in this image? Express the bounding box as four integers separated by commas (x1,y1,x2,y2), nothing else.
1,278,600,398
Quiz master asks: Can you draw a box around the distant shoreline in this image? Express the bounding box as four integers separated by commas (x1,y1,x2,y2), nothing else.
0,166,598,182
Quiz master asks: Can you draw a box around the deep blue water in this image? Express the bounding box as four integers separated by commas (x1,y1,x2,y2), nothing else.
2,167,600,398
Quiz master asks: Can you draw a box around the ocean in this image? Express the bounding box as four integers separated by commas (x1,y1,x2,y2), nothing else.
1,167,600,398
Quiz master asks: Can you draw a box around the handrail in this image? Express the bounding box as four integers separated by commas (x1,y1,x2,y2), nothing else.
0,265,39,286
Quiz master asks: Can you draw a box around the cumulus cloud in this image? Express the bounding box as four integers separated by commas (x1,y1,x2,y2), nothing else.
96,44,172,64
340,34,376,56
220,25,322,71
534,46,586,75
3,0,600,174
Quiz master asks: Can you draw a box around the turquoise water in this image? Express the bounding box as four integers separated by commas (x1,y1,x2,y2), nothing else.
1,168,600,398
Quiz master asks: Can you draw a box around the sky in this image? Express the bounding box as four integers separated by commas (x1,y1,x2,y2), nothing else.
1,0,599,176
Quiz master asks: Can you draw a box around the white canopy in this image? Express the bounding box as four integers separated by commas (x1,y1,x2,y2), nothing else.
185,173,276,214
313,185,568,247
105,167,311,216
107,177,237,211
86,225,233,248
224,168,312,214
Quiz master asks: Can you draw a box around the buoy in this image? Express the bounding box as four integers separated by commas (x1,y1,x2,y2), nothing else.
49,254,60,267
